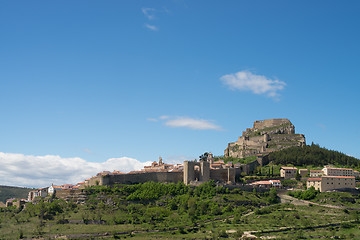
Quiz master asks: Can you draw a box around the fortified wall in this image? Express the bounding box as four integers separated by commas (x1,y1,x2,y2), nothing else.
225,118,305,159
183,161,236,185
83,171,183,187
83,160,236,187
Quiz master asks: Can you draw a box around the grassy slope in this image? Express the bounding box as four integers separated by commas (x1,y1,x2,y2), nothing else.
0,185,35,203
1,182,360,239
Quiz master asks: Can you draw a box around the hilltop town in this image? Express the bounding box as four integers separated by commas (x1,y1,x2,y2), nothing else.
2,119,360,239
3,118,358,205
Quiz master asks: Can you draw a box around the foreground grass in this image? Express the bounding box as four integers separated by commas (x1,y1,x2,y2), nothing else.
1,183,360,239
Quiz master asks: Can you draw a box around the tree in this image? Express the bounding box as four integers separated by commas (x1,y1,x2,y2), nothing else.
295,171,301,181
199,152,208,162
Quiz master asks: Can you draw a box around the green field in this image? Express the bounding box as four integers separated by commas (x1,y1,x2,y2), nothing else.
0,182,360,239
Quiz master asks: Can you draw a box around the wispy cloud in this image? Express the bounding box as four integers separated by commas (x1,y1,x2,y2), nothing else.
146,118,158,122
317,123,326,130
0,152,152,188
148,116,222,131
220,70,286,99
142,7,156,20
83,148,93,154
165,117,222,130
141,7,170,32
144,23,158,31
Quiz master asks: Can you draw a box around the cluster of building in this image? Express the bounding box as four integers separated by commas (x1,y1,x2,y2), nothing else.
27,183,83,202
82,153,253,187
3,154,359,207
17,154,242,205
307,166,358,192
279,165,359,192
249,179,281,188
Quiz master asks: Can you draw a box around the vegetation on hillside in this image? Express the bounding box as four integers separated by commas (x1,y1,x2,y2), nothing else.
1,181,360,239
265,143,360,168
0,186,35,203
0,181,279,239
219,155,257,165
288,186,320,200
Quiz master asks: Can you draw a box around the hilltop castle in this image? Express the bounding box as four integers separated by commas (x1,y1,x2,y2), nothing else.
81,119,306,187
224,119,306,159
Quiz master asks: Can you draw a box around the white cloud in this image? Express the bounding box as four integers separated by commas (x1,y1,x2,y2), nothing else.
142,7,156,20
0,152,152,188
148,116,222,130
165,117,222,130
146,118,158,122
220,70,286,98
144,23,158,31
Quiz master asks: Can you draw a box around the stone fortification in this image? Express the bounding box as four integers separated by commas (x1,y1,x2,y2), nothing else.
83,160,236,187
225,118,305,159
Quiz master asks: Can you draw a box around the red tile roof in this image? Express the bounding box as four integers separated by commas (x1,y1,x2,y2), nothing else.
322,176,355,179
270,180,281,183
324,167,353,170
308,178,321,181
251,181,272,185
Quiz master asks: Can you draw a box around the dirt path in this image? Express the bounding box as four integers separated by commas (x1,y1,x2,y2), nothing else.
279,194,345,209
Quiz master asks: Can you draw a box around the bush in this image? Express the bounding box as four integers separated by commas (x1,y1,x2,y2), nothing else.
288,186,319,200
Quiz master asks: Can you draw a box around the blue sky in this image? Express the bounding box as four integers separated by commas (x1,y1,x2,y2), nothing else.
1,1,360,187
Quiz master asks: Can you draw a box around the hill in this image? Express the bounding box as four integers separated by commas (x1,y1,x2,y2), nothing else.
224,119,306,159
264,143,360,168
0,185,35,203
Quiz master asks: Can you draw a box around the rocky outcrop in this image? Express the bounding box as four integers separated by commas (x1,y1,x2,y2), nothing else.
224,119,305,158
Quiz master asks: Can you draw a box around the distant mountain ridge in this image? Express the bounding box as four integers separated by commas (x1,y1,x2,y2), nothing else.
264,143,360,168
0,185,35,203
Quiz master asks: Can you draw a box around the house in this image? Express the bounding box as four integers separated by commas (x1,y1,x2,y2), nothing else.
28,187,48,201
280,167,298,179
142,157,175,172
322,167,353,177
48,185,64,195
298,169,308,177
269,180,282,188
250,180,281,188
307,176,355,192
307,178,322,191
6,198,26,208
310,170,323,177
353,171,360,178
210,160,225,169
250,181,272,188
28,190,39,201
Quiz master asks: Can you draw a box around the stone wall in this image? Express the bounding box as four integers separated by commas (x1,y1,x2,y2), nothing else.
210,168,236,183
101,172,183,185
253,119,291,130
55,189,87,204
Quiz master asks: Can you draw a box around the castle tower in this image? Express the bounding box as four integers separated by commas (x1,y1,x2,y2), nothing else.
159,156,163,165
200,161,210,182
207,152,214,164
183,161,195,185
